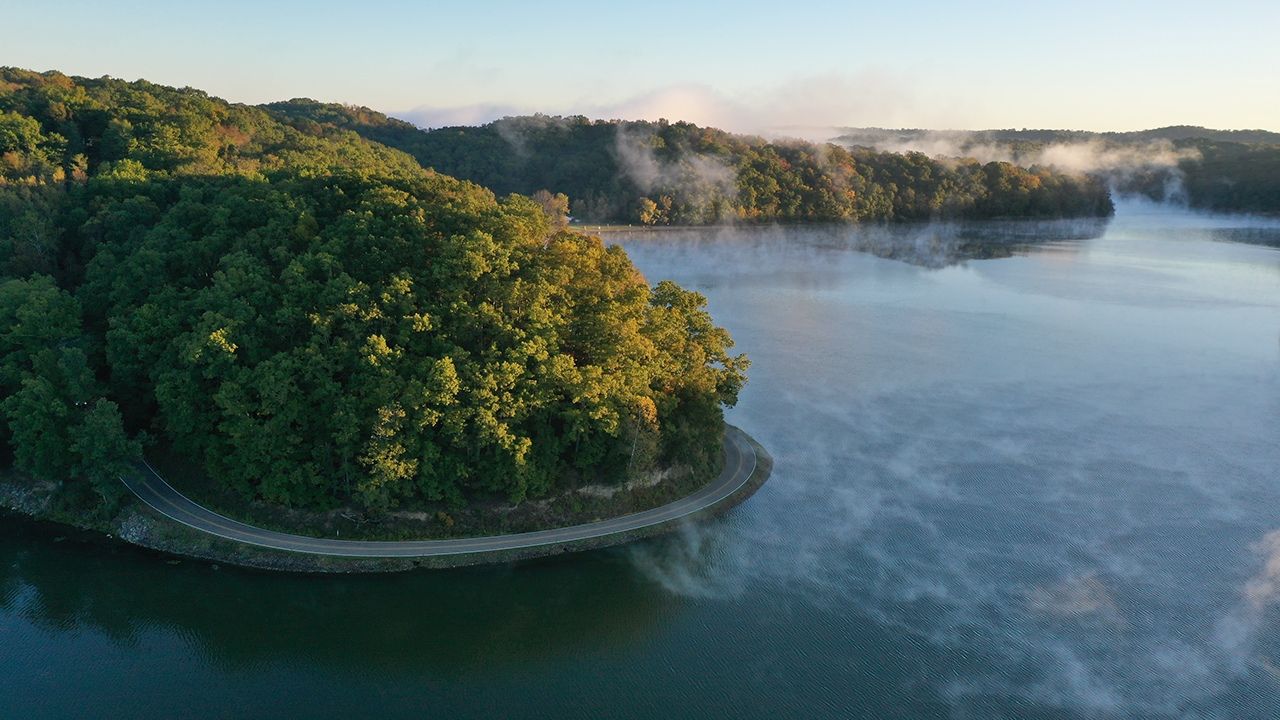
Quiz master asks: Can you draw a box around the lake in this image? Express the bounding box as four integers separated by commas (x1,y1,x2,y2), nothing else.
3,201,1279,719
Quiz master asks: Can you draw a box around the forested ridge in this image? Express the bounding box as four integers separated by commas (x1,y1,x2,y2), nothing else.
265,102,1115,225
834,125,1280,147
834,126,1280,214
0,68,745,514
1128,140,1280,213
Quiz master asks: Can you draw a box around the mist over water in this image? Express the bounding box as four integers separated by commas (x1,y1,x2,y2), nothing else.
2,203,1279,719
830,131,1203,204
610,203,1280,718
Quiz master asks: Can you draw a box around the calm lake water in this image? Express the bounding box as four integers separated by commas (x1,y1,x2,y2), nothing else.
4,202,1279,719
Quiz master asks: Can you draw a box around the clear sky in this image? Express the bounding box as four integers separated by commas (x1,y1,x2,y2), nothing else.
6,0,1277,133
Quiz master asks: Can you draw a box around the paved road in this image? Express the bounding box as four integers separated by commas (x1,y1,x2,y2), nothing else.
121,426,757,558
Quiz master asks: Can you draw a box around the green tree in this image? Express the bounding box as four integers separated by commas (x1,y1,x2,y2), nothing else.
70,399,140,511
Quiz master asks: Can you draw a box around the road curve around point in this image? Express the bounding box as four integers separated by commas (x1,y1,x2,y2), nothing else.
121,426,758,558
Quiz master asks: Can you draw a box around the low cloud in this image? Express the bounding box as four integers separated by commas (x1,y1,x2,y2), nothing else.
833,130,1204,202
1244,530,1280,612
592,72,922,140
842,132,1200,174
394,71,928,139
397,102,525,128
1211,529,1280,681
612,124,736,220
1027,572,1124,624
627,522,747,599
1034,140,1198,176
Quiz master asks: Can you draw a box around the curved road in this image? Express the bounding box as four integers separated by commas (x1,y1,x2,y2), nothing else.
121,426,757,558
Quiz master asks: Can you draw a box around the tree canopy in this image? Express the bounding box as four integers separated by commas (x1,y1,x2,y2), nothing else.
0,68,745,513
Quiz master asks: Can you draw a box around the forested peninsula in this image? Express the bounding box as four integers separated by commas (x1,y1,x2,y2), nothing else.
0,68,750,551
0,67,1161,557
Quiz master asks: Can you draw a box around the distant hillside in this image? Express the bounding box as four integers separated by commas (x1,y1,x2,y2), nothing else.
0,70,427,189
264,101,1114,225
835,126,1280,147
833,126,1280,214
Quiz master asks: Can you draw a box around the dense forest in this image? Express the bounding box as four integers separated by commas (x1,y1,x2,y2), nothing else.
834,126,1280,214
0,68,746,513
265,102,1115,225
1134,140,1280,213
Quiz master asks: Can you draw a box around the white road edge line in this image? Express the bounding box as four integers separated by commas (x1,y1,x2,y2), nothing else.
120,427,758,559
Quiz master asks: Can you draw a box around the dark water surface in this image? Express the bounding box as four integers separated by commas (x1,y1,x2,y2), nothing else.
4,203,1279,719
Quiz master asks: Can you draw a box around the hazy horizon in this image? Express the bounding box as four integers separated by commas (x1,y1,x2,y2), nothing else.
1,64,1274,140
7,0,1278,136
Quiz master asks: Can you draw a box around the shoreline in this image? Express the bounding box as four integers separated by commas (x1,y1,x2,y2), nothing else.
571,213,1119,235
0,426,772,573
